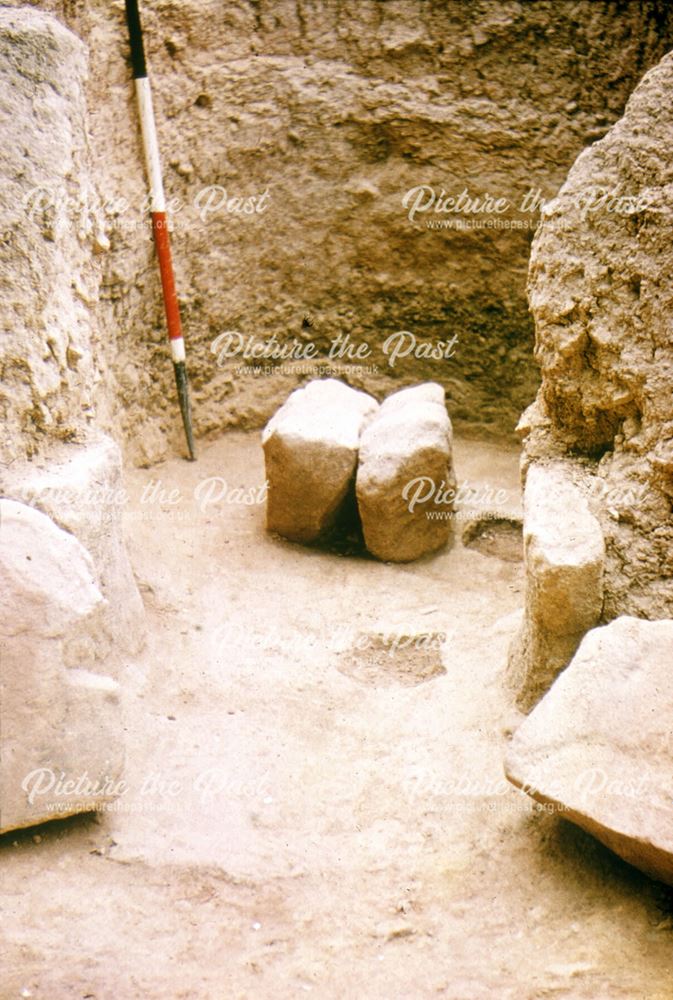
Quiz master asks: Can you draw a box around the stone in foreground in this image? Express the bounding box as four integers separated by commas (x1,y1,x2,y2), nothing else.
356,383,454,562
508,462,605,710
0,500,124,833
262,379,378,543
505,616,673,886
1,432,145,663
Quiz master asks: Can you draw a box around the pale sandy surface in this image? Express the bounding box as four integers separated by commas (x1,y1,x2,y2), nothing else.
1,433,671,999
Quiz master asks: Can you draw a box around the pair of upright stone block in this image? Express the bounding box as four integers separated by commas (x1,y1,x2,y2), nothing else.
262,378,454,561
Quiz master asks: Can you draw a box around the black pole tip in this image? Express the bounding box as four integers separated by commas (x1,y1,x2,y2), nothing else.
173,361,196,463
124,0,148,80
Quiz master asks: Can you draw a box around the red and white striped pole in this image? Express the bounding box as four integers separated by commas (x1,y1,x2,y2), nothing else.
124,0,196,460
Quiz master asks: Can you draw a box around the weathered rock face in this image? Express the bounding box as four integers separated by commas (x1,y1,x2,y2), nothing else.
0,434,145,661
519,49,673,639
0,8,108,464
5,1,673,464
262,379,378,543
356,383,454,562
526,54,673,459
505,616,673,887
508,462,605,710
0,500,124,833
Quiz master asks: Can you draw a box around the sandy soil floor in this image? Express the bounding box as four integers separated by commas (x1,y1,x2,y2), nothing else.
2,433,672,999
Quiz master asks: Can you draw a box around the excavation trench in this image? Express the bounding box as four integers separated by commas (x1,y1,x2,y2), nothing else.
3,6,673,993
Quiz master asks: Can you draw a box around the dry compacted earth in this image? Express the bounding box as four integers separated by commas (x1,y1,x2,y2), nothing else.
2,433,672,1000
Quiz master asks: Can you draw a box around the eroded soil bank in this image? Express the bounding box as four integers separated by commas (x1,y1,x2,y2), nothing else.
4,2,673,465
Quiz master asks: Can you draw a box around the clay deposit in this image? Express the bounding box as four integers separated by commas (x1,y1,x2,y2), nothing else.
3,1,673,464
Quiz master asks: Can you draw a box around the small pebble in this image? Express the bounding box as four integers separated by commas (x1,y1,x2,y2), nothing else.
252,921,261,931
32,834,41,844
93,230,110,254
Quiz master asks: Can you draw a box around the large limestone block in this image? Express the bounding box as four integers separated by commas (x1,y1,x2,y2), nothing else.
525,463,605,637
0,501,124,833
508,462,605,710
356,383,454,562
505,616,673,887
0,434,145,660
262,379,378,542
